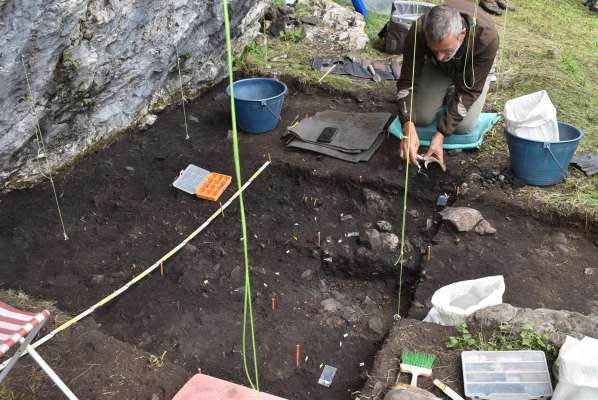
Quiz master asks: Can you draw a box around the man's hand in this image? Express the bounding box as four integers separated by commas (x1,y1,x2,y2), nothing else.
400,121,420,166
425,132,445,165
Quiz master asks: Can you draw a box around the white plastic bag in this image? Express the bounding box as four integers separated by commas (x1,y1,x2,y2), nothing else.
552,336,598,400
505,90,559,142
424,275,505,326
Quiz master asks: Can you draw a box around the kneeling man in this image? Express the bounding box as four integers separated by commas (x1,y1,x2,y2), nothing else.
397,0,499,166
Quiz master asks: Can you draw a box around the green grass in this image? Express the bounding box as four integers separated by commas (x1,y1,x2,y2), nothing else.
237,37,359,91
447,322,558,364
279,28,303,43
363,11,390,54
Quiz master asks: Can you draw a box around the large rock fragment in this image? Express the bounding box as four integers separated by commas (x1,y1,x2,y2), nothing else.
440,207,496,235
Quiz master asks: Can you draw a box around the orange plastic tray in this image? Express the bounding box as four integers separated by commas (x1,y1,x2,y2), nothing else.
195,172,232,202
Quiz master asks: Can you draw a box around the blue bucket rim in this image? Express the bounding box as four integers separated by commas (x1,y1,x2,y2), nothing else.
504,121,583,145
225,77,288,102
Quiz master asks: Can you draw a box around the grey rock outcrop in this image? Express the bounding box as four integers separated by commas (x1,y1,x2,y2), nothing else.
303,0,369,51
470,303,598,347
0,0,268,188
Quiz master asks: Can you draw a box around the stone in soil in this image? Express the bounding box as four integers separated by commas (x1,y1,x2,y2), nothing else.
321,237,418,279
408,209,419,218
380,232,399,252
474,219,497,235
300,269,313,280
440,206,484,232
321,297,343,313
367,315,386,335
359,228,382,250
376,220,393,232
363,188,391,215
341,305,360,323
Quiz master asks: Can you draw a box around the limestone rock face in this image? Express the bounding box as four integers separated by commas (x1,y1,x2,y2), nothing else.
0,0,268,188
303,0,369,51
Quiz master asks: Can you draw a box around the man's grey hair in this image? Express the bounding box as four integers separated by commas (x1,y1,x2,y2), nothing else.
424,5,463,42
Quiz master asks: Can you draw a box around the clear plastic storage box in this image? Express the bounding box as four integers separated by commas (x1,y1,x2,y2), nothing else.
462,351,553,400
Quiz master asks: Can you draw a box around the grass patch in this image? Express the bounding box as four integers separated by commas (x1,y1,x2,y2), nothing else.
0,380,27,400
447,322,558,364
280,28,303,43
237,33,375,92
363,11,390,54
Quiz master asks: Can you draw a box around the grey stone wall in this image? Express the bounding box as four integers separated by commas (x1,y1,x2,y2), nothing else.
0,0,268,188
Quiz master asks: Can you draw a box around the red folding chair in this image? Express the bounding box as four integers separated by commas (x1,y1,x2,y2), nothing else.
0,301,78,399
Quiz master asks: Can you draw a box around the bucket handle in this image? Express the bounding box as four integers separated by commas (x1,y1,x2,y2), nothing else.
543,142,568,177
261,100,282,121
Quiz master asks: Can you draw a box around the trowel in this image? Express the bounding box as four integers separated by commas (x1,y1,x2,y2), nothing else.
367,64,382,83
416,154,446,172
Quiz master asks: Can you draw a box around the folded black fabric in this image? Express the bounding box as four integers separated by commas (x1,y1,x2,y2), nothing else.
313,55,401,80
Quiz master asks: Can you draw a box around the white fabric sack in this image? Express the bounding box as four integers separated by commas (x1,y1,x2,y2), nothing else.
552,336,598,400
505,90,559,142
424,275,505,326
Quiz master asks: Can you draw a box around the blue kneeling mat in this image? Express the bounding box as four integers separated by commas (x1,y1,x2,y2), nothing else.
388,109,502,150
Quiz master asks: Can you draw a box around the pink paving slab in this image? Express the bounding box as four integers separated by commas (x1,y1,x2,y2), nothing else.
172,374,288,400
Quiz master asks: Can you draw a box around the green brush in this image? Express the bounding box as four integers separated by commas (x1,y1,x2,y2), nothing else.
400,351,437,387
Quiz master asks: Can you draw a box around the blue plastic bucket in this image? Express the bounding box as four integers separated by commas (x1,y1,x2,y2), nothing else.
226,78,288,133
352,0,369,16
505,122,583,186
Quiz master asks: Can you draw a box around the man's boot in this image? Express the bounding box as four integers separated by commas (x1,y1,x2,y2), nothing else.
480,0,503,16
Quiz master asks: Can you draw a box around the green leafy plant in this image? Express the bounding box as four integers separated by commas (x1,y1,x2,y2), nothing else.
61,49,80,72
279,29,302,43
178,50,194,64
82,97,94,110
446,322,557,364
18,95,32,104
234,39,268,68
